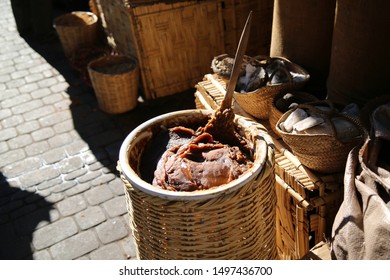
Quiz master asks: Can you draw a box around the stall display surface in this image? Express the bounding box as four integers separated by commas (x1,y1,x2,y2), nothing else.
195,74,343,259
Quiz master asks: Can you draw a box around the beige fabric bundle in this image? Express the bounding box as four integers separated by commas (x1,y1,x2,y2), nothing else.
331,103,390,259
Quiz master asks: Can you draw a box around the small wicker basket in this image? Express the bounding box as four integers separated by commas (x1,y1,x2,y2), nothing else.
276,101,365,173
118,109,278,259
269,91,318,137
233,56,310,120
53,11,99,58
88,55,139,114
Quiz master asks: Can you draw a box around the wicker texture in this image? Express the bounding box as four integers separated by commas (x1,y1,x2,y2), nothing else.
119,110,277,259
276,102,364,173
233,57,310,120
194,75,344,259
269,91,318,137
54,11,99,58
88,55,139,114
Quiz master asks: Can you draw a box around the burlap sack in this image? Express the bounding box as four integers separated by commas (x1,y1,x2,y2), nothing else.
270,0,336,96
327,0,390,107
331,103,390,259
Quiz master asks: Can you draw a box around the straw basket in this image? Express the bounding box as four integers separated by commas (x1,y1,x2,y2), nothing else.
88,55,139,114
269,91,318,137
276,102,365,173
118,109,277,259
53,11,99,58
233,57,310,120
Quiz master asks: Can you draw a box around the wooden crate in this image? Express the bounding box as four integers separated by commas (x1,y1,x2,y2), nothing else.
96,0,225,100
221,0,274,56
195,74,344,260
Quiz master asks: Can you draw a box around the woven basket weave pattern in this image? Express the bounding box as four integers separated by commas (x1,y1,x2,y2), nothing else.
54,12,99,58
233,57,310,120
88,55,139,114
119,111,278,259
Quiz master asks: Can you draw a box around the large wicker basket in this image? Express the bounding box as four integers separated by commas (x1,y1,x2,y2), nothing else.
276,102,365,173
53,11,99,58
88,55,139,114
233,57,310,120
118,109,277,259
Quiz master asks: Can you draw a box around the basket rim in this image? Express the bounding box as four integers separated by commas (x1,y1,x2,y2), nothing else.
119,109,268,201
275,106,364,141
88,55,138,76
53,11,98,27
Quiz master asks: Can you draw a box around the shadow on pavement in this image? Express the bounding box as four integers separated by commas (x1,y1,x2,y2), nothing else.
0,172,54,259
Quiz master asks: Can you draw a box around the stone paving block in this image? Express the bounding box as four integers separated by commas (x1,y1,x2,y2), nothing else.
50,230,100,260
9,203,37,219
0,108,12,120
5,77,25,88
78,170,103,184
43,93,65,105
75,205,106,230
1,114,24,128
11,69,29,80
64,167,88,181
95,217,129,244
53,119,74,134
24,140,50,157
36,177,63,191
7,134,33,149
0,141,9,153
57,156,84,174
31,88,51,99
1,88,19,100
91,173,116,187
48,132,73,148
120,236,138,259
42,146,67,164
0,149,25,168
19,82,39,94
51,180,77,194
65,139,89,156
32,217,78,250
108,179,126,196
25,73,44,83
103,196,127,218
84,184,114,206
2,156,42,178
38,192,64,205
16,120,40,135
33,249,52,260
57,194,87,217
31,127,55,141
87,130,123,148
19,166,60,188
23,105,55,121
12,99,44,115
0,73,11,83
89,242,127,260
0,127,17,141
50,82,69,93
65,182,91,197
37,77,58,89
1,93,31,108
38,110,72,127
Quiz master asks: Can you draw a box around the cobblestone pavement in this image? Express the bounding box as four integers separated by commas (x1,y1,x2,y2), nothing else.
0,0,195,259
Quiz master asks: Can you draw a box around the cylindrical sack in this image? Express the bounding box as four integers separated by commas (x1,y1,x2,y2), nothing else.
331,102,390,259
270,0,336,97
327,0,390,107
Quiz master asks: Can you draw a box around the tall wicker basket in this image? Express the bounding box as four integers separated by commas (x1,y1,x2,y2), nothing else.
118,109,278,259
88,55,139,114
53,11,99,58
